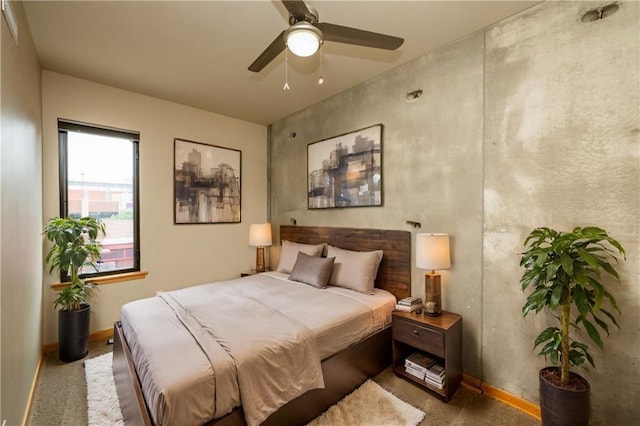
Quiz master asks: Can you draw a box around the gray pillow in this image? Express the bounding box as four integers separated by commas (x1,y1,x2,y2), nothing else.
288,252,336,289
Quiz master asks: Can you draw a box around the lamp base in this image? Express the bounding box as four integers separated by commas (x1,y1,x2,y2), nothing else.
424,272,442,316
255,246,266,273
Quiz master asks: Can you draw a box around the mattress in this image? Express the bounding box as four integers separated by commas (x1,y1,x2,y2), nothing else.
120,272,397,426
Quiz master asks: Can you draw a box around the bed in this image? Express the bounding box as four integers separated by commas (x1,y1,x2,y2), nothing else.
113,226,411,426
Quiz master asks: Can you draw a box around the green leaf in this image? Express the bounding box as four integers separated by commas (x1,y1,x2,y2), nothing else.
600,308,620,329
576,247,599,269
569,350,585,366
534,327,558,348
572,286,590,316
560,255,574,276
591,313,610,336
550,285,563,309
581,317,603,349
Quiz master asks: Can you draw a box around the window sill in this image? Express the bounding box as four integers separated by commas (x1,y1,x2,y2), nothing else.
51,271,148,291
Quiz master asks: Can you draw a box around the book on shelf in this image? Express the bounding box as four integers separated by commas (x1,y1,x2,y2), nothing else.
404,360,427,375
427,363,445,376
405,352,437,371
425,362,446,385
404,365,426,380
424,375,445,389
395,304,421,312
397,296,422,306
425,369,445,382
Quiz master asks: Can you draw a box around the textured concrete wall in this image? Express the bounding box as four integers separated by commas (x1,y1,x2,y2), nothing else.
271,32,486,378
484,2,639,424
270,1,639,422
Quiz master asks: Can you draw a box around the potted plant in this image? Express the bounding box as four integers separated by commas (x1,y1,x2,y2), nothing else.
519,226,625,426
44,216,105,362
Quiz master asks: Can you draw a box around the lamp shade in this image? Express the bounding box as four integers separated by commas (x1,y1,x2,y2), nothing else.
285,22,322,57
416,233,450,271
249,223,272,247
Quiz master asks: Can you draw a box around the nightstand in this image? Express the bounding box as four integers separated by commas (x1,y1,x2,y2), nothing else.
392,310,462,401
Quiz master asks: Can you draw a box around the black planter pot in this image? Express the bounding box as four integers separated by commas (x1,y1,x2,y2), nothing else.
58,303,91,362
539,367,590,426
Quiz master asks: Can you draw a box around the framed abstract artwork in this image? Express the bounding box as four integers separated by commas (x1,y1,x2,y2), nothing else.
174,138,241,224
307,124,383,209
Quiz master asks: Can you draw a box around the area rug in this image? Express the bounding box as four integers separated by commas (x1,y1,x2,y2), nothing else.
84,352,124,426
307,380,426,426
85,353,425,426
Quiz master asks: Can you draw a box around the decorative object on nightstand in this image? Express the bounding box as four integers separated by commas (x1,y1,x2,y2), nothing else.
249,223,272,272
416,233,450,316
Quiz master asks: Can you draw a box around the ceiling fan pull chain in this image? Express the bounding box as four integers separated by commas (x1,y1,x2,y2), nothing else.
318,44,324,85
283,48,291,91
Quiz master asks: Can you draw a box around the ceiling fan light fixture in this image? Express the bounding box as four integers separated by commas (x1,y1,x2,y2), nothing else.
285,22,323,57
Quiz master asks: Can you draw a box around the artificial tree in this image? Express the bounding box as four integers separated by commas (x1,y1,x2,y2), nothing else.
519,226,625,425
44,216,105,361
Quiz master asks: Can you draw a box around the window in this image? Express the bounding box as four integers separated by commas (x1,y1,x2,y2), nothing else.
58,120,140,278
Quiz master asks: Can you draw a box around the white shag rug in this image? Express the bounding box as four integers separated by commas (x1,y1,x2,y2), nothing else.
85,354,424,426
307,380,426,426
84,353,124,426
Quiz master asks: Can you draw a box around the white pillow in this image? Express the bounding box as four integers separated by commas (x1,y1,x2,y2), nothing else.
276,240,326,274
326,245,384,294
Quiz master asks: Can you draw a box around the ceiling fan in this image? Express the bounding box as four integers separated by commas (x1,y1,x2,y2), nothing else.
248,0,404,73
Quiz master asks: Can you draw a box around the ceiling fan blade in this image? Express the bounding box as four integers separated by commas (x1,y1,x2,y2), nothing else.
281,0,314,22
248,31,286,72
316,22,404,50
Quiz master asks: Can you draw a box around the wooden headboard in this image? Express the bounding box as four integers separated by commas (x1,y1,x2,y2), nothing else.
280,226,411,300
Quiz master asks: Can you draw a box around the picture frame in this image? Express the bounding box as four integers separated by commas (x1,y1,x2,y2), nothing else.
174,138,241,224
307,124,383,209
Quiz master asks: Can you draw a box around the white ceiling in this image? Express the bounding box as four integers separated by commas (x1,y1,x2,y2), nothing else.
23,1,539,125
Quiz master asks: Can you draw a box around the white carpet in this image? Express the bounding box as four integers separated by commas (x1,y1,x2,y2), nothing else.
307,380,426,426
85,353,425,426
84,353,124,426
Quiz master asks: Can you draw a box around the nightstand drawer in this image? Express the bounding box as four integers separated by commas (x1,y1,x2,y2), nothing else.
393,318,444,357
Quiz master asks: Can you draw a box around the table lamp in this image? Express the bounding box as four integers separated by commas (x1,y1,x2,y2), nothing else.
416,233,451,316
249,223,272,272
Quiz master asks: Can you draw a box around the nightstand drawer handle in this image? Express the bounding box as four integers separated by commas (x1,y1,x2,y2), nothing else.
412,329,420,335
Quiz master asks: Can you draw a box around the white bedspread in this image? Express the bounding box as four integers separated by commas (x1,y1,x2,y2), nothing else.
120,272,396,426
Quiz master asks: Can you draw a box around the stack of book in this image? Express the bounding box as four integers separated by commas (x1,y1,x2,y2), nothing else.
403,352,436,380
395,297,423,312
424,362,446,389
403,352,446,389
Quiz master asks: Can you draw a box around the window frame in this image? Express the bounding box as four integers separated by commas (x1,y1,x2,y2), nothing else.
57,119,141,280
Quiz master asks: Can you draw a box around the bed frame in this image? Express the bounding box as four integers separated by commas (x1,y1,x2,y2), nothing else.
113,225,410,426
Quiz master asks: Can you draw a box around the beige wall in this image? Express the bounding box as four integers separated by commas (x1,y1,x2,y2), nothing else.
41,72,268,344
270,1,639,423
0,1,43,424
1,13,3,422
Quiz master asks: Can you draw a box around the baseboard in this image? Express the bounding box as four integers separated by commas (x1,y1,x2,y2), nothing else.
42,327,114,355
462,373,541,420
22,354,45,426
